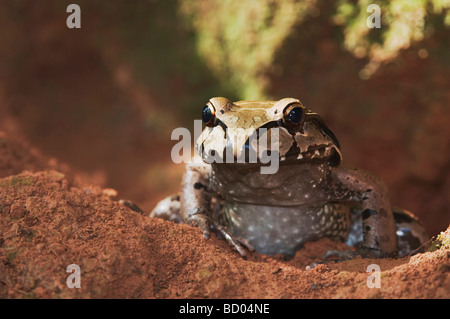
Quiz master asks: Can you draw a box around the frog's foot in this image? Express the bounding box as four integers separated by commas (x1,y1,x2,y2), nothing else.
323,249,356,260
150,194,183,223
119,199,146,214
187,209,213,240
305,250,356,269
324,246,391,261
212,225,254,257
306,248,373,269
187,210,253,258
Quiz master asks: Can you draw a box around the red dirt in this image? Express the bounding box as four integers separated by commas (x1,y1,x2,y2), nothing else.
0,131,449,299
0,1,449,300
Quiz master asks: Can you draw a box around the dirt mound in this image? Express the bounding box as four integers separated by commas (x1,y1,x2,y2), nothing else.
0,133,449,298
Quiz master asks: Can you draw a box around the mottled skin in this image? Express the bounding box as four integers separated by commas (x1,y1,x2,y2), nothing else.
151,97,428,257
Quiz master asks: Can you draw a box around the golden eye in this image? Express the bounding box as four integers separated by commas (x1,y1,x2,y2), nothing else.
202,104,216,127
283,103,305,130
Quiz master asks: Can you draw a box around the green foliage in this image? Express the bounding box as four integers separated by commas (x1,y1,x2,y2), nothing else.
180,0,450,99
179,0,317,100
429,230,450,251
334,0,450,78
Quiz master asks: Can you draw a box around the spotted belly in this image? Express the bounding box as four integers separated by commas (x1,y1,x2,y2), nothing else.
217,202,351,256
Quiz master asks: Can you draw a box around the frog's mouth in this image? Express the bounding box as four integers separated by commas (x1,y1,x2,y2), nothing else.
288,115,343,166
199,135,342,168
291,143,342,166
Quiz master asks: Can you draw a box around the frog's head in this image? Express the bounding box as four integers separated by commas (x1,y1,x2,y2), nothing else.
196,97,342,167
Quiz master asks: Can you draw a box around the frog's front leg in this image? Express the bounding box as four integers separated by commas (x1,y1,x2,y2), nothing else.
150,162,211,226
180,162,213,239
332,167,397,257
181,162,249,256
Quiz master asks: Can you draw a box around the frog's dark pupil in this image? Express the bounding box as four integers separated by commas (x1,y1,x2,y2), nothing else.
287,107,303,124
202,106,213,124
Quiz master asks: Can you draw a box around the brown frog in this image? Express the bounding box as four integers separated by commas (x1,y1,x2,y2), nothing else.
151,97,428,257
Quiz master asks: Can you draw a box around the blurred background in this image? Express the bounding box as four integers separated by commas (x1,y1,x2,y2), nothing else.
0,0,448,236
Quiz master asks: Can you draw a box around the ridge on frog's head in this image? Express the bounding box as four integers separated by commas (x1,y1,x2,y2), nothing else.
196,97,342,167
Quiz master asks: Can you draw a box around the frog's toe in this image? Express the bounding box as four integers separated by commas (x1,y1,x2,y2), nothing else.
119,199,146,214
213,225,248,257
186,208,215,241
306,261,327,270
306,250,373,268
150,194,183,223
235,236,255,252
325,247,393,260
202,228,211,240
323,249,357,261
305,250,355,269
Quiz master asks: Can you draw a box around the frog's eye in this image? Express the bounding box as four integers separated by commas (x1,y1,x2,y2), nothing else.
202,104,216,127
283,103,305,130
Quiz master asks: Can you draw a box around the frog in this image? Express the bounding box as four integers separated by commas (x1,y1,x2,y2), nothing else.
150,97,429,258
